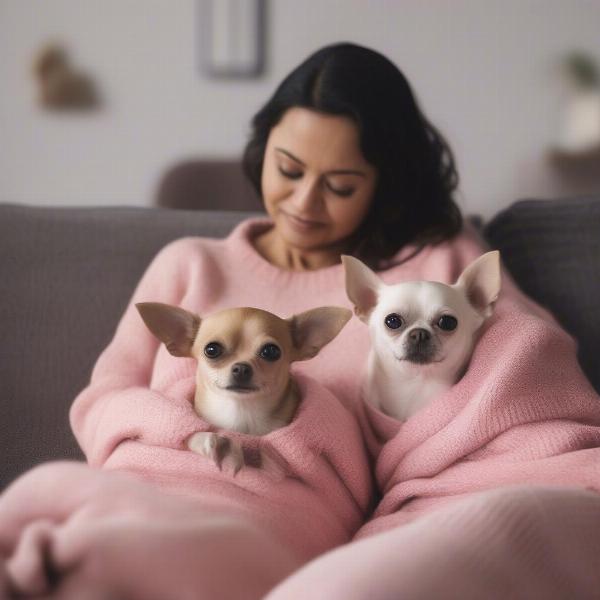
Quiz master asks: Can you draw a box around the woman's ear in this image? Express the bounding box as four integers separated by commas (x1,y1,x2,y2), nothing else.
341,255,382,322
288,307,352,361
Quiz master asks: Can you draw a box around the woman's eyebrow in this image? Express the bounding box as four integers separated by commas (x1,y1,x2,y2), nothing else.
275,147,367,177
327,168,367,178
275,148,306,166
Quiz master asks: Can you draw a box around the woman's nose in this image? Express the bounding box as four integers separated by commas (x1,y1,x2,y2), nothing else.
291,178,322,213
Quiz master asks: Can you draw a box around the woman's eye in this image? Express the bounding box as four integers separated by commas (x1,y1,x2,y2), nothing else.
437,315,458,331
278,166,303,180
384,313,403,330
326,182,355,197
204,342,224,359
259,343,281,362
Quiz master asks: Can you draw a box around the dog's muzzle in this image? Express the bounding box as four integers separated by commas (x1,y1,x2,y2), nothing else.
226,362,258,392
403,328,437,363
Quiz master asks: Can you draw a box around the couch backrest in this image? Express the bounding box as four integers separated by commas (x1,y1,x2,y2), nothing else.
0,205,256,489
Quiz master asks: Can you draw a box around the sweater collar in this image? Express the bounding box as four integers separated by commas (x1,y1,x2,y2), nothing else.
226,216,430,280
226,217,347,280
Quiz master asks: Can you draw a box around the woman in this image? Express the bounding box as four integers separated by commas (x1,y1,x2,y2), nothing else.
3,43,600,599
243,42,462,271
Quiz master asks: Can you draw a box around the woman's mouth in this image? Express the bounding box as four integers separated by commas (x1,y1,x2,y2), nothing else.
281,211,325,232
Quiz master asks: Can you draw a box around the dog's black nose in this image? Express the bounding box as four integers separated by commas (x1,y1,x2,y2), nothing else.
231,362,253,384
409,328,431,344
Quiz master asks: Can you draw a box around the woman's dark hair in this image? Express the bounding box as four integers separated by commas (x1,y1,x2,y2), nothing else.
242,42,463,267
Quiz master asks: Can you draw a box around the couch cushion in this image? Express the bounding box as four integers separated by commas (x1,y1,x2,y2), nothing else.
484,197,600,394
0,205,256,489
155,160,263,211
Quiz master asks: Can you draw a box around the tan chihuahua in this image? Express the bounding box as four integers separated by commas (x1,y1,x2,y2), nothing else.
136,303,351,473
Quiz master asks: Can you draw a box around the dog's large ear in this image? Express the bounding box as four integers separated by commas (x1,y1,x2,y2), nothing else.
341,255,382,322
288,307,352,361
454,251,501,318
136,302,200,357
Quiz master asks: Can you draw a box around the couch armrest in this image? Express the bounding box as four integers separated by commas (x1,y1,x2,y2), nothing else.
484,196,600,393
0,204,257,489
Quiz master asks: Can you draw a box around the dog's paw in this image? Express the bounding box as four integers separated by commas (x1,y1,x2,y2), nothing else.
187,432,244,475
240,445,291,480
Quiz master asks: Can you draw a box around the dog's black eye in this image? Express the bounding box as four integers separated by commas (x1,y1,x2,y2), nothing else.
259,343,281,362
384,313,403,330
437,315,458,331
204,342,223,358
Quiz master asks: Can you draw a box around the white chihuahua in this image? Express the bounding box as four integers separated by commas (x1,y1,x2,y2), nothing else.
342,252,501,421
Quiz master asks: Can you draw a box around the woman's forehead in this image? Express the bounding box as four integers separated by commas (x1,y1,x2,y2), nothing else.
268,107,370,169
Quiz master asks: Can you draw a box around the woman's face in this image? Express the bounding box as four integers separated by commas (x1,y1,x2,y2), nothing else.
261,108,378,253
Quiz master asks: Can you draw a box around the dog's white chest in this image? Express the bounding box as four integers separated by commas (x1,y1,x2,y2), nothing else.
366,356,452,421
382,377,449,421
195,390,278,436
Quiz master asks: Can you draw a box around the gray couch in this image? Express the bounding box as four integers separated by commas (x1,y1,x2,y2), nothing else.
1,198,599,490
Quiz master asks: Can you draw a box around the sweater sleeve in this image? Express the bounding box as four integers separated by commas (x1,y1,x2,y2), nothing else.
70,238,203,467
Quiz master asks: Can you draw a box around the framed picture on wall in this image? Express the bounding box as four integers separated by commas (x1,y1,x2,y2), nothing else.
198,0,266,78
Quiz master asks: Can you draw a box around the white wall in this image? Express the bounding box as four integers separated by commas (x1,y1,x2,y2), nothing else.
1,0,599,219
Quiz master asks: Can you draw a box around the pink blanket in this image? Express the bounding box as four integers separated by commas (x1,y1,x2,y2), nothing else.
0,373,371,597
356,292,600,538
266,484,600,599
0,462,300,599
264,280,600,598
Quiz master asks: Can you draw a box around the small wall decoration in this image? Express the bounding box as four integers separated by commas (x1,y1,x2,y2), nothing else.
549,50,600,192
554,51,600,156
198,0,266,78
32,43,100,111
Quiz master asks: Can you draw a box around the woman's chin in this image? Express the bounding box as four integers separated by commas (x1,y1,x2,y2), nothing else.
277,219,327,249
